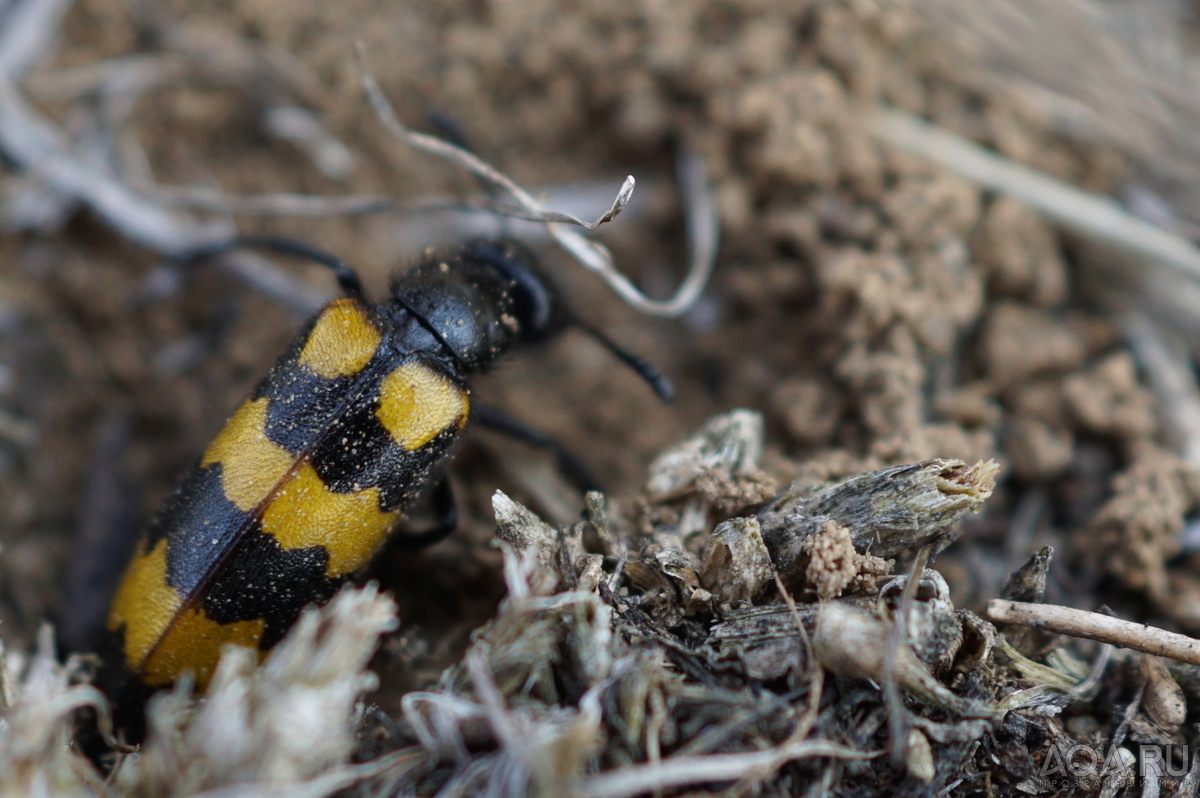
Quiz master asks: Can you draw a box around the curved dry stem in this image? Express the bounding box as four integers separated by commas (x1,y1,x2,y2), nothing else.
580,740,878,798
355,42,714,317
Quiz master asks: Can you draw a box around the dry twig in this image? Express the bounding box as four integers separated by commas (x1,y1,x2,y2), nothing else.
0,0,73,81
355,43,715,318
579,740,878,798
1123,311,1200,463
988,600,1200,666
870,106,1200,286
0,76,232,253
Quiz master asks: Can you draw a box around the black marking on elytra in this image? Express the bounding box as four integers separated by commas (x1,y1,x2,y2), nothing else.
310,416,458,511
246,302,387,457
306,388,396,487
145,464,246,584
370,423,459,512
307,367,464,511
200,523,339,649
258,361,364,457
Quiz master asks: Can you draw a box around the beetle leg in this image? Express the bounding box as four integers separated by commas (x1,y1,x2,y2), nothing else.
389,477,459,548
472,404,601,493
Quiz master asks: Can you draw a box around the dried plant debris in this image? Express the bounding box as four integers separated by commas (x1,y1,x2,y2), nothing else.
371,414,1200,797
361,412,1014,795
112,584,401,796
0,587,402,798
0,628,110,798
7,410,1200,795
759,457,1000,561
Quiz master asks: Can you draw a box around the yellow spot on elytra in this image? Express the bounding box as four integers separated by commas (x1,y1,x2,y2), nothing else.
262,463,401,577
201,398,294,512
107,538,268,688
298,299,381,378
375,362,468,451
142,610,266,689
107,538,183,673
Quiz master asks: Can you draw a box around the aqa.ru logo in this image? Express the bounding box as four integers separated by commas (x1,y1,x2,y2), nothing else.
1041,743,1192,782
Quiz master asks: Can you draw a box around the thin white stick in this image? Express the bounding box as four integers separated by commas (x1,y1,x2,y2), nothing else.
0,0,75,80
870,107,1200,285
580,740,876,798
465,649,529,763
355,43,713,317
143,185,395,216
1123,312,1200,464
988,600,1200,666
355,48,631,233
0,76,231,253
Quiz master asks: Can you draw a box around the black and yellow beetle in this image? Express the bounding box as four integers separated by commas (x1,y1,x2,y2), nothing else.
97,236,669,739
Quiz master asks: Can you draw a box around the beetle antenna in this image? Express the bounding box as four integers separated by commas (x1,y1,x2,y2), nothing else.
181,235,368,302
574,319,674,402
